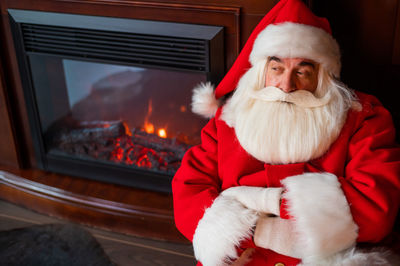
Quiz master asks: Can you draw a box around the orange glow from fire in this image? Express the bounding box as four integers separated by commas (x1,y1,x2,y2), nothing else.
143,99,169,138
144,122,155,134
122,121,132,136
144,99,155,134
158,128,167,138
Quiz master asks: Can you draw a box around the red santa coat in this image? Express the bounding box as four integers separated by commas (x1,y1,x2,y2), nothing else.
172,91,400,266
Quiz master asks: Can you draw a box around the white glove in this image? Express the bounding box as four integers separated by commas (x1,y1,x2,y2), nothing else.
222,186,283,216
254,216,301,259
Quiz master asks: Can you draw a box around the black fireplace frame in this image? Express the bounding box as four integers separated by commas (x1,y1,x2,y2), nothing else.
8,9,224,193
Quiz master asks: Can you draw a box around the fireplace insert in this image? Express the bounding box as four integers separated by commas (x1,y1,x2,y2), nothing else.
9,9,224,192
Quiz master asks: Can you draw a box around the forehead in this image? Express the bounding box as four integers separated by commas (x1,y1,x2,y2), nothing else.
268,57,318,67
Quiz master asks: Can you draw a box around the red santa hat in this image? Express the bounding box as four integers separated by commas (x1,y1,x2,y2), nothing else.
192,0,341,118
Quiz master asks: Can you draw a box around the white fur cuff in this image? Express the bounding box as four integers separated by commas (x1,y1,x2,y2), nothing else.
281,173,358,261
192,194,258,266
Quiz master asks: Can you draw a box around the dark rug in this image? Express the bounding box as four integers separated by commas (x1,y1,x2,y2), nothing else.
0,223,115,266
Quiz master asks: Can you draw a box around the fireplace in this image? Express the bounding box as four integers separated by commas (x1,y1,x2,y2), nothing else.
8,9,224,192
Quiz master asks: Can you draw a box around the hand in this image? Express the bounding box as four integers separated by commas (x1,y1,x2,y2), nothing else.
222,186,283,216
254,216,301,258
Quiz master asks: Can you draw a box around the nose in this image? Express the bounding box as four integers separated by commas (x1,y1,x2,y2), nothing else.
279,71,296,93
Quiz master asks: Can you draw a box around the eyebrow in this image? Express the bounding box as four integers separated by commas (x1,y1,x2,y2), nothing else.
269,56,316,69
298,61,316,69
269,56,281,63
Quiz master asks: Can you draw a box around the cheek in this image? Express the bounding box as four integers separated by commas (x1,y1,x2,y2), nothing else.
265,73,277,87
307,71,319,91
309,74,319,91
299,77,318,92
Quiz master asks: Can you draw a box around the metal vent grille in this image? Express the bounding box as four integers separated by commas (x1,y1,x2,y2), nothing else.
21,23,209,71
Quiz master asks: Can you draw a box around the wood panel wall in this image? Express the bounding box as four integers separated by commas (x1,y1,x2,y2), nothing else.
313,0,400,142
0,58,19,167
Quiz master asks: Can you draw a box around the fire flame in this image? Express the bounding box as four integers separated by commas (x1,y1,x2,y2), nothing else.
144,99,168,138
122,121,132,136
144,99,155,134
158,128,167,138
144,122,155,134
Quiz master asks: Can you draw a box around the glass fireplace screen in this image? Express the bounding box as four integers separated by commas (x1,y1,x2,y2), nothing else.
30,55,208,175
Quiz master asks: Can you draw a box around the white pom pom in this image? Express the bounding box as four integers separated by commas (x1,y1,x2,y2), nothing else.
191,82,220,118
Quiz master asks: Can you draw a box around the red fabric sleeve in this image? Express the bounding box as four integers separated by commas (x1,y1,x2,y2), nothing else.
172,116,221,241
339,101,400,242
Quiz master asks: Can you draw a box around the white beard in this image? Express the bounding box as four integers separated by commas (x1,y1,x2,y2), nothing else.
221,66,351,164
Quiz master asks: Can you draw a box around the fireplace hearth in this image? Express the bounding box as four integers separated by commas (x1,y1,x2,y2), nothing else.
9,9,224,192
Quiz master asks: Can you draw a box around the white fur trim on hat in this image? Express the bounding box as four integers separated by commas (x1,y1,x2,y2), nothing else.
281,172,358,261
191,82,220,119
250,22,341,77
192,194,258,266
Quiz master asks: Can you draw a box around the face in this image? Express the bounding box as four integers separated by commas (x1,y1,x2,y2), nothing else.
264,57,319,93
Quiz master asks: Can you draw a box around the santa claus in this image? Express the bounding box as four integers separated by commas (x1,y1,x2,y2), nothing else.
172,0,400,265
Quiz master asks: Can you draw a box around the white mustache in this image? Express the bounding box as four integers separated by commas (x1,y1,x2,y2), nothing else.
248,86,331,108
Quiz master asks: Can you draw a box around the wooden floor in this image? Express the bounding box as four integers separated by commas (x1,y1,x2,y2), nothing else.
0,200,196,266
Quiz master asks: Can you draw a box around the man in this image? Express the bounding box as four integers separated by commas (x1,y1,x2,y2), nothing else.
172,0,400,265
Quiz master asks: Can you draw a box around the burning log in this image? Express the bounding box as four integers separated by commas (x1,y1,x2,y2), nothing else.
46,117,190,174
130,129,188,158
57,120,130,144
